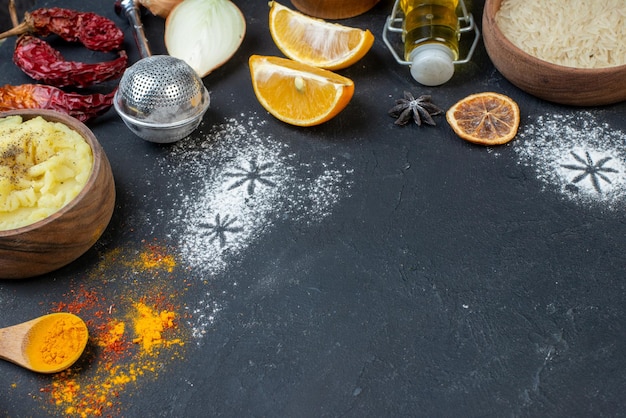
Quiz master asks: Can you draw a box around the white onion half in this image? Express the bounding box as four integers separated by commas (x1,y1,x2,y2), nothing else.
165,0,246,77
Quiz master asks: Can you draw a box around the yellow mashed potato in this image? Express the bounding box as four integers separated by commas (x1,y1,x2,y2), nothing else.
0,115,93,231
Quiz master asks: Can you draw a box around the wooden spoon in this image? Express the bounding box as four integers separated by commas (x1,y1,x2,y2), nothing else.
0,313,89,373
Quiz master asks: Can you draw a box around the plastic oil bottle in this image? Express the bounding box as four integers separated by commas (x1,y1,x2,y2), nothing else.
400,0,460,86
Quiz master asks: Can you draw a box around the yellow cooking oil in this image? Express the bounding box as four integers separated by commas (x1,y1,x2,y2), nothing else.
400,0,460,61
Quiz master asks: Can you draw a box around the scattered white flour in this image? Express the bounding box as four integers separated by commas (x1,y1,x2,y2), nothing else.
161,114,353,273
184,291,223,340
155,113,353,340
513,111,626,209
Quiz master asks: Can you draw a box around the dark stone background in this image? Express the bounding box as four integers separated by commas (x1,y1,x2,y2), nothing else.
1,0,625,417
0,0,36,31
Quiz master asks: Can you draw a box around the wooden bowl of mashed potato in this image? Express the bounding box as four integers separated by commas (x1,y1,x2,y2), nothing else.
0,109,115,279
483,0,626,106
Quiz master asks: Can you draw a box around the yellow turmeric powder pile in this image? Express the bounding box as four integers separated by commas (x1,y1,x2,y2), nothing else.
122,240,178,273
25,313,88,372
132,302,183,352
139,245,177,272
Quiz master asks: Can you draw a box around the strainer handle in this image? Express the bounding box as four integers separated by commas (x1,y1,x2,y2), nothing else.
116,0,152,58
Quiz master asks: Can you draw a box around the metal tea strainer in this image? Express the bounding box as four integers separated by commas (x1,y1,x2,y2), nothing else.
113,0,210,143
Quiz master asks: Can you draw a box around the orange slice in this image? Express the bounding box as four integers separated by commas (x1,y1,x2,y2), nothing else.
249,55,354,127
268,1,374,70
446,92,521,145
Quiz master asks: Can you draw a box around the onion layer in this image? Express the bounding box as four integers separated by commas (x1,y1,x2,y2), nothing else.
165,0,246,77
138,0,183,18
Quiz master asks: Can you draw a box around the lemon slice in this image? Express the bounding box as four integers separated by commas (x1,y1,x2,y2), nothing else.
269,1,374,70
249,55,354,126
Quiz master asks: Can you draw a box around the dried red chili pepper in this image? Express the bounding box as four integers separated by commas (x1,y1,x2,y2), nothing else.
0,84,115,123
14,35,128,88
0,7,124,52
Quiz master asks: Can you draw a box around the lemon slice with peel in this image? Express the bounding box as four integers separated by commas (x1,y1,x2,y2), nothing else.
249,55,355,127
269,1,374,70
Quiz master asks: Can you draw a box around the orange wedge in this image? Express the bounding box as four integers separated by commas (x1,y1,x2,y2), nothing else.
268,1,375,70
249,55,355,126
249,55,354,127
446,92,521,145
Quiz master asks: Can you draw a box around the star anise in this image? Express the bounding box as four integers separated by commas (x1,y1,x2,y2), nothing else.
388,91,443,126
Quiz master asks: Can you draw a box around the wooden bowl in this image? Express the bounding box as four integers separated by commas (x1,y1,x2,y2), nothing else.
482,0,626,106
0,110,116,279
290,0,380,19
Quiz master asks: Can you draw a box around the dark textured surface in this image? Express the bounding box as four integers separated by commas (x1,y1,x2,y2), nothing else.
1,0,626,417
0,0,36,31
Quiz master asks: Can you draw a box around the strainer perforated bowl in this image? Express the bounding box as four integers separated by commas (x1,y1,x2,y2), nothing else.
113,55,210,143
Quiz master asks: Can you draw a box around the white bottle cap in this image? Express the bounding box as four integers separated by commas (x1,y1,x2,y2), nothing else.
409,44,455,86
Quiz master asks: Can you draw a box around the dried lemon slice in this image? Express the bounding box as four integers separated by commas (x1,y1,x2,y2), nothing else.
446,92,521,145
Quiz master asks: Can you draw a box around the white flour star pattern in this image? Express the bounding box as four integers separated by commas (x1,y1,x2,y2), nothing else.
560,150,619,194
513,111,626,209
199,213,244,248
225,158,277,196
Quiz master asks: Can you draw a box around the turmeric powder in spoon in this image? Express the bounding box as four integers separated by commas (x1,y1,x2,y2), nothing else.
0,313,88,373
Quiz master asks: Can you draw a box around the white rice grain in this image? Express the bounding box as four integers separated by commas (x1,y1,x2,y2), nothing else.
495,0,626,68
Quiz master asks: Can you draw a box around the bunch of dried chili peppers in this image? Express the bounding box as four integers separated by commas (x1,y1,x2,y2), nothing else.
0,2,127,122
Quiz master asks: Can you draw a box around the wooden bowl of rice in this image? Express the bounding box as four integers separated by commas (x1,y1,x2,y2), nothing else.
482,0,626,106
0,109,116,279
